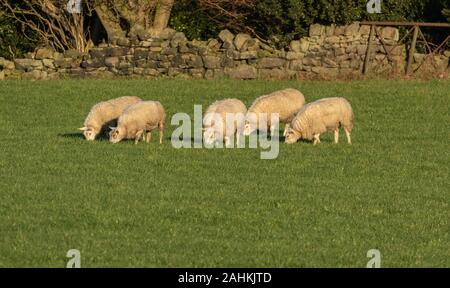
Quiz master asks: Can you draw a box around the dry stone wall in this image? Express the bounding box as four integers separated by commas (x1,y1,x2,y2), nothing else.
1,23,449,80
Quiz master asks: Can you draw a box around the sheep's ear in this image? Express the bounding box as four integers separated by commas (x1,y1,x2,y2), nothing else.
78,127,87,131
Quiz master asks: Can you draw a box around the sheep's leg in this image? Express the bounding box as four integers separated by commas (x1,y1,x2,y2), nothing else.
224,136,231,147
237,124,246,147
135,130,144,145
146,132,152,143
344,127,352,145
270,125,277,138
283,123,290,137
334,129,339,144
159,122,164,144
313,134,321,145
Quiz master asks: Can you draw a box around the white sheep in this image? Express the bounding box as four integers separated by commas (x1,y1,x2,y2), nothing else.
78,96,142,140
203,98,247,147
285,97,354,145
109,100,166,144
243,88,305,137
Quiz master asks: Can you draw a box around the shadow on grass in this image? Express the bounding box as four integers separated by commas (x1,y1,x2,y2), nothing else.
57,134,289,145
168,137,202,146
168,136,288,146
58,132,85,139
58,132,111,141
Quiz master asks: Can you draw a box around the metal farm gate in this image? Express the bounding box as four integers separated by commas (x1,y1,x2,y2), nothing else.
360,21,450,75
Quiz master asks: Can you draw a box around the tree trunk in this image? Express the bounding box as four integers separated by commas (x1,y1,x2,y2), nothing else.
151,0,174,35
94,0,174,42
125,0,155,38
94,4,126,43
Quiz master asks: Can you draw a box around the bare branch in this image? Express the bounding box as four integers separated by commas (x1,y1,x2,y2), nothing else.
0,0,89,52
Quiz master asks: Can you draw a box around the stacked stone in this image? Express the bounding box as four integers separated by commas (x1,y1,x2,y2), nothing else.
287,23,405,78
0,47,85,80
0,23,449,80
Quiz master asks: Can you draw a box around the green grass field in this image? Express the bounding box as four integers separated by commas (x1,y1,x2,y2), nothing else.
0,79,448,267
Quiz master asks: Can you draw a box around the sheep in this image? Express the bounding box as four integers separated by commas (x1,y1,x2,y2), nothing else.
243,88,305,137
203,98,247,147
109,100,166,145
284,97,354,145
78,96,142,140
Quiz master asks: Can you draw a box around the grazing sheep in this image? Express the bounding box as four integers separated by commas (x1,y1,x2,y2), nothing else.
285,97,354,145
109,100,166,144
243,88,305,137
78,96,142,140
203,98,247,146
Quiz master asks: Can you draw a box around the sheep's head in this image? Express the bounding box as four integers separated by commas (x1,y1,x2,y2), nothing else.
109,127,124,143
242,122,254,136
284,128,301,144
78,126,97,141
203,113,224,145
203,127,217,145
243,113,258,136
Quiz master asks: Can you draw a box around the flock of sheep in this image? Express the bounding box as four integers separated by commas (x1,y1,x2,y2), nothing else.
78,88,354,146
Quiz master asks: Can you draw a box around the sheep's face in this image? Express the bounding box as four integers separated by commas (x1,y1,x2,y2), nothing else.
284,128,301,144
109,127,124,143
243,122,257,136
203,128,217,145
78,127,96,141
244,113,258,136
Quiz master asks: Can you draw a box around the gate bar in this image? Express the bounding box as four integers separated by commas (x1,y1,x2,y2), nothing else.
361,21,450,28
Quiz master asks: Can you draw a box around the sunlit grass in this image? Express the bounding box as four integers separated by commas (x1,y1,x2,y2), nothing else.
0,79,448,267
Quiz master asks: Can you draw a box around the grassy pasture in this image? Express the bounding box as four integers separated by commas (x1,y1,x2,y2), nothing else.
0,79,448,267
